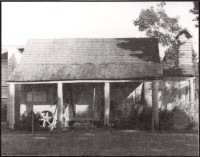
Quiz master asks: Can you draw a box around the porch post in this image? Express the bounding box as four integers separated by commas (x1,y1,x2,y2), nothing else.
7,83,15,130
15,84,21,125
152,81,159,130
143,82,152,107
57,82,63,129
104,82,110,127
189,78,194,102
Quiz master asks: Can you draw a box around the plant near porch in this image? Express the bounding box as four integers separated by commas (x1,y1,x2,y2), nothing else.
16,111,50,131
173,99,199,129
159,98,199,131
1,101,7,122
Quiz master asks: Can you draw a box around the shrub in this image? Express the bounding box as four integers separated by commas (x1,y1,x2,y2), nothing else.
172,99,199,130
1,104,7,122
16,111,48,131
158,99,199,131
138,107,152,130
159,109,174,130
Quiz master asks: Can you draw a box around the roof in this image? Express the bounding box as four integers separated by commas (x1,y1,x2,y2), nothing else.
1,52,8,59
2,45,25,49
176,28,193,39
163,64,195,77
8,38,162,82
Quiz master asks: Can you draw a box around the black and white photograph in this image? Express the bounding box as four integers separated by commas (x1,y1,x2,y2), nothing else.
1,1,199,156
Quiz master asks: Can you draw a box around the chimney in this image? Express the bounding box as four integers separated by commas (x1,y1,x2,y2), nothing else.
176,28,195,76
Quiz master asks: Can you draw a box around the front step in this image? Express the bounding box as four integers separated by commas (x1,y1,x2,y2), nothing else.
73,120,91,127
70,120,104,129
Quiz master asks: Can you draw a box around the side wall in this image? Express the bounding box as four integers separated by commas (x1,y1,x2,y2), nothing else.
18,83,104,122
1,58,8,121
138,77,194,111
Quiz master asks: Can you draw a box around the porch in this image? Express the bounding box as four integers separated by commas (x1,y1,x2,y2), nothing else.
7,80,160,130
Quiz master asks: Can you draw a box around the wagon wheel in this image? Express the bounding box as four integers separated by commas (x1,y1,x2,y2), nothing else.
39,111,54,130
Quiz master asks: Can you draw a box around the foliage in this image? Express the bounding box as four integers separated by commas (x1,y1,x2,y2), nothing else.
172,99,199,125
158,79,199,131
16,111,48,131
190,1,199,28
159,109,174,130
138,107,152,130
134,2,182,67
159,99,199,131
1,102,7,122
111,107,153,130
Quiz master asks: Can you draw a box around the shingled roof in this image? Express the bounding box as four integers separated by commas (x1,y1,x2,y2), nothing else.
163,63,195,77
8,38,162,82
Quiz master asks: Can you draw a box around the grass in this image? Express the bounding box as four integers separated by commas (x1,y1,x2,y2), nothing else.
1,128,199,156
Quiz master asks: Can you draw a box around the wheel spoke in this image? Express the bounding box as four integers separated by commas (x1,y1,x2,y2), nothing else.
46,120,51,125
39,111,54,129
49,124,53,131
48,116,53,120
41,113,45,118
42,121,46,128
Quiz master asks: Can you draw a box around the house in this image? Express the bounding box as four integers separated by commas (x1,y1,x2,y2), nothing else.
160,28,198,129
162,28,196,108
1,45,24,122
3,29,196,130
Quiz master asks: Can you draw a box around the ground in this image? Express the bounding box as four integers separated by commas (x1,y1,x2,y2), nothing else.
1,128,199,156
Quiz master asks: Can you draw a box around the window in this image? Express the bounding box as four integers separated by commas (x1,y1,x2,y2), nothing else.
27,92,46,102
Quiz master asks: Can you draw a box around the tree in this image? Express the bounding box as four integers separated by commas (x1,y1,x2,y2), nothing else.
133,2,182,67
190,1,199,28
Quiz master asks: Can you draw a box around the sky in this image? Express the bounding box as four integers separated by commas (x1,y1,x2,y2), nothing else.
2,2,199,58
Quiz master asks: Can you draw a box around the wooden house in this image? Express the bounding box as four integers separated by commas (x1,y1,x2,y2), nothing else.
1,46,24,122
6,38,162,130
3,29,196,130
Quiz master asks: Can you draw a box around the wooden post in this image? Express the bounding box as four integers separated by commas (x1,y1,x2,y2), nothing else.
152,81,159,130
143,82,152,107
31,86,34,133
185,81,189,104
189,78,194,102
69,87,76,118
14,84,21,127
57,82,63,129
7,83,15,130
91,88,95,132
104,82,110,127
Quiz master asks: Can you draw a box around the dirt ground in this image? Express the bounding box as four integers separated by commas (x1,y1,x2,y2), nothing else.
1,128,199,156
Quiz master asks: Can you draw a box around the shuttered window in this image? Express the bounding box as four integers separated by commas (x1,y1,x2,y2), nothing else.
27,92,46,102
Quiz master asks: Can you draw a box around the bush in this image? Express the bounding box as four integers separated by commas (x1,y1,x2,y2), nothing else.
159,109,174,130
158,99,199,131
16,111,49,131
1,105,7,122
172,99,199,130
138,108,152,130
111,108,153,130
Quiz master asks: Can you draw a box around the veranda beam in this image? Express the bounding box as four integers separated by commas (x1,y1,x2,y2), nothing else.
7,79,162,85
7,83,15,129
57,82,64,129
104,82,110,127
152,81,159,130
